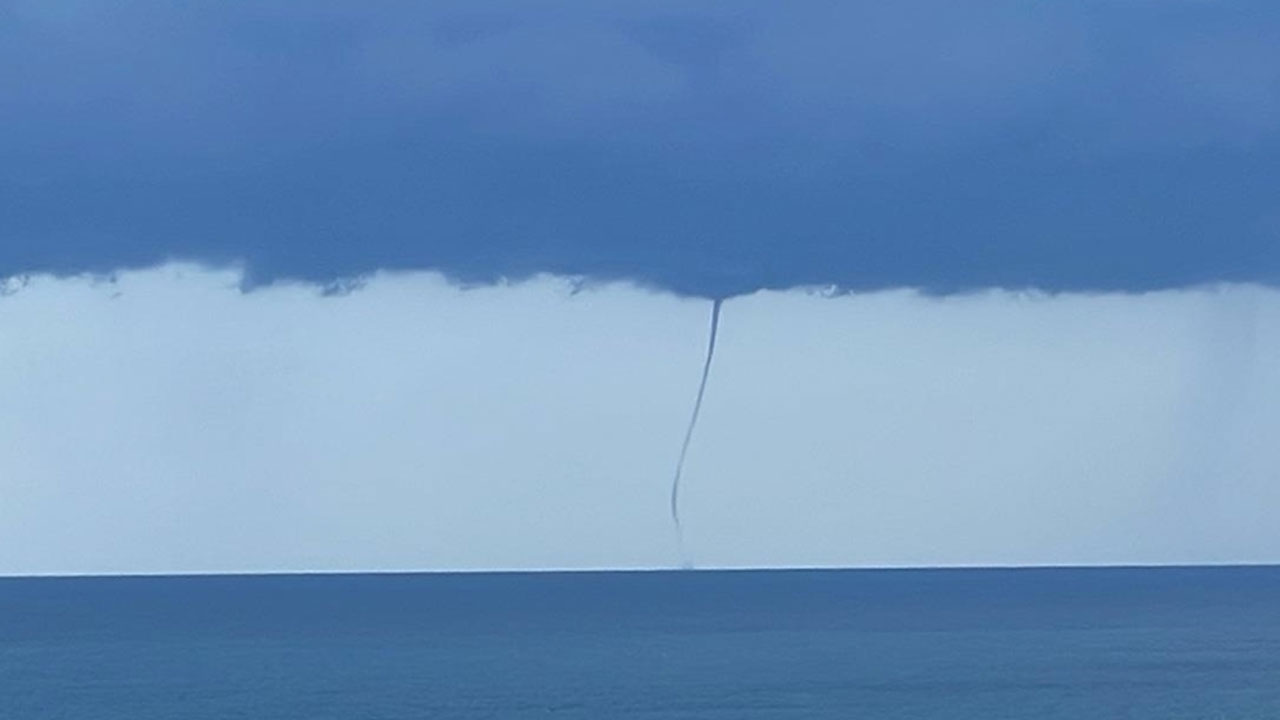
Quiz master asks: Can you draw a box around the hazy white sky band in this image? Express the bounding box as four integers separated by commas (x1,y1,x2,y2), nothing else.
1,266,1277,575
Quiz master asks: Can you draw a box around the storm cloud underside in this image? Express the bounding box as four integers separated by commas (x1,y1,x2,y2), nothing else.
4,2,1280,297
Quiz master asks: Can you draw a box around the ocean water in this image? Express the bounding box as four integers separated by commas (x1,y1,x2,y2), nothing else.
2,567,1278,719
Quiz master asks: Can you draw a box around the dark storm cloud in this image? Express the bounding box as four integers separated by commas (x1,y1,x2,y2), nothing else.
3,1,1278,297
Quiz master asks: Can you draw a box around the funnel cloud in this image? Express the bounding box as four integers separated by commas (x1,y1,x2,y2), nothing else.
670,299,723,564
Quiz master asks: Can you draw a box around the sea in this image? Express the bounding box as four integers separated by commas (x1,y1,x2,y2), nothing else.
2,566,1278,719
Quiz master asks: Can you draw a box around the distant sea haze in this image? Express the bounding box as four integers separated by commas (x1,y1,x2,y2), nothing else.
2,267,1278,574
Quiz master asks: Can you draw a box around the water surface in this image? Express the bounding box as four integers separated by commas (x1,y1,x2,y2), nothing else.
2,566,1278,718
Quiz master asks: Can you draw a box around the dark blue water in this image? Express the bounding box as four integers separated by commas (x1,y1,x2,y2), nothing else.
2,567,1279,718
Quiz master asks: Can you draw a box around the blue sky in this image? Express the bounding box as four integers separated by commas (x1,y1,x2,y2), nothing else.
3,269,1279,574
3,3,1280,574
4,1,1279,296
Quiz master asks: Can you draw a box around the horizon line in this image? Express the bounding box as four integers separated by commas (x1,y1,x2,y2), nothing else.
4,561,1279,581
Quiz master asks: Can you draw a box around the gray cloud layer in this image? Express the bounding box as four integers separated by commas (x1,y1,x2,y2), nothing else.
3,2,1278,296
